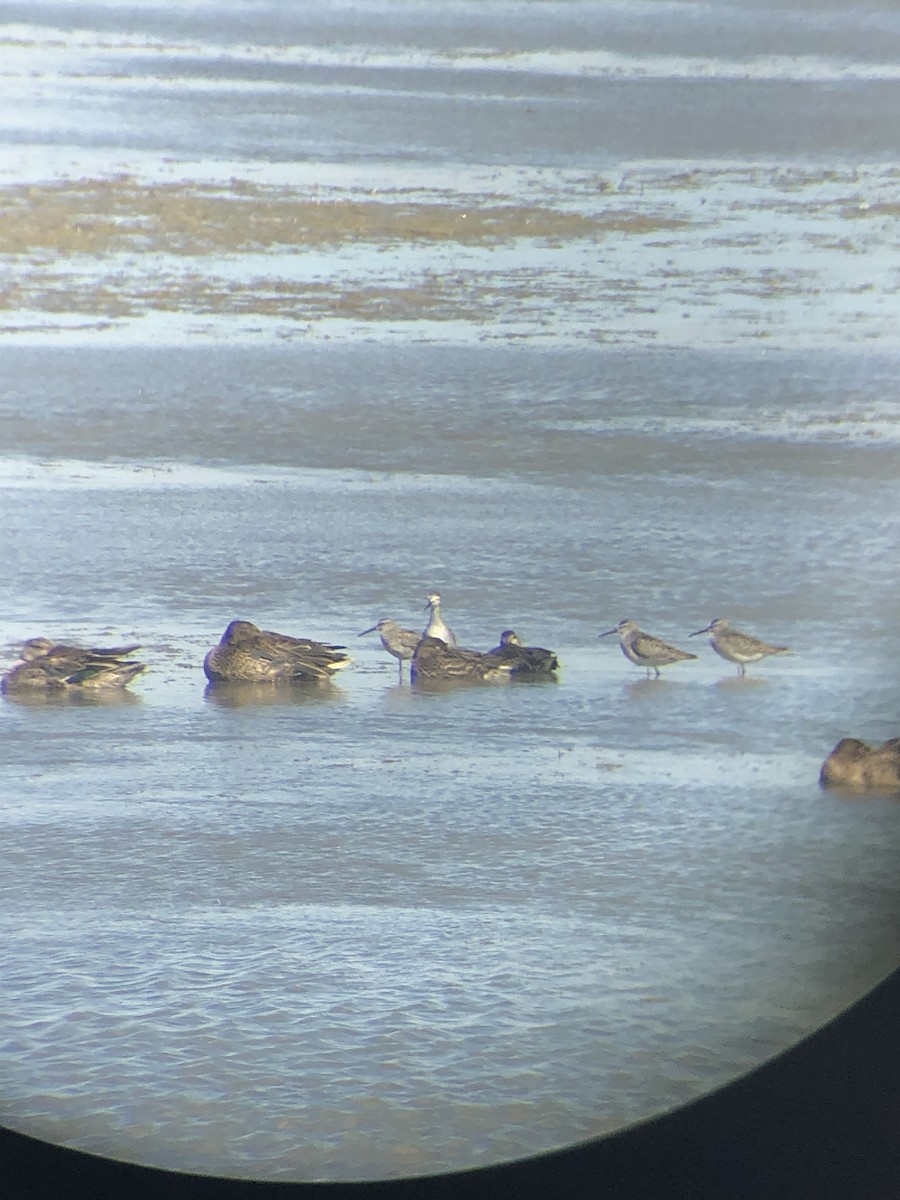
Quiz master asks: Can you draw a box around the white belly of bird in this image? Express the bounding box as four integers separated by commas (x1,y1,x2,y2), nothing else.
712,637,764,665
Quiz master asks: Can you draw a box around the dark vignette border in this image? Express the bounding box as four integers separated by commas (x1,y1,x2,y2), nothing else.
2,963,898,1200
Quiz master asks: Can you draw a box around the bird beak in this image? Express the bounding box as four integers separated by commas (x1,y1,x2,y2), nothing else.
688,626,710,637
358,626,377,637
598,628,617,638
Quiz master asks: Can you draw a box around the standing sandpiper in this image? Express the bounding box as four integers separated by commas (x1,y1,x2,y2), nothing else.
689,618,789,676
358,618,421,679
599,619,697,678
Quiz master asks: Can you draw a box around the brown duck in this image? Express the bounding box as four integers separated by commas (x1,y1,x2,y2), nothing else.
2,638,145,693
204,620,351,684
410,636,516,685
819,737,900,791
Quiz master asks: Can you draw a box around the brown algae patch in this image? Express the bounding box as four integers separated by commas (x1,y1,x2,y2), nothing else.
0,270,570,325
0,177,624,257
0,177,695,327
840,201,900,221
4,168,891,344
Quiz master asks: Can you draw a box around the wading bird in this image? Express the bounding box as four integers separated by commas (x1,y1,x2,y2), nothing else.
358,618,421,678
423,593,457,647
599,619,696,678
689,618,789,676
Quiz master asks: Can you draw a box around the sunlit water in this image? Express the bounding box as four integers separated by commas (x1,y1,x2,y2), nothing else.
1,0,899,1184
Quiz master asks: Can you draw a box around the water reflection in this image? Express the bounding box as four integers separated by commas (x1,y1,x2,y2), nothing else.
623,676,683,699
378,682,415,707
2,688,143,709
826,788,900,806
714,675,771,693
409,676,508,694
203,681,344,709
409,673,560,694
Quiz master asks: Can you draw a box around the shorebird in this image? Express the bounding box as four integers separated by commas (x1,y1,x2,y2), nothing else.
410,636,515,685
819,737,900,791
358,618,421,678
204,620,351,684
599,619,697,678
689,618,789,675
2,639,145,693
488,630,559,676
423,593,457,646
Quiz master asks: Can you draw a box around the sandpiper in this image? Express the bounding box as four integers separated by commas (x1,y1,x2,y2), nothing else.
488,630,559,676
423,592,457,646
204,620,351,684
2,639,145,694
358,618,421,678
599,619,697,678
411,636,515,685
689,618,789,675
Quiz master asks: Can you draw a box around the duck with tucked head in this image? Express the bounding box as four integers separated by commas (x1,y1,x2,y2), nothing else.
204,620,351,684
410,636,515,686
488,630,559,676
18,637,141,662
2,638,145,694
819,737,900,792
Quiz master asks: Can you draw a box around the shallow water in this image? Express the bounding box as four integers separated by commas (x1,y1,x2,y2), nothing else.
1,0,899,1185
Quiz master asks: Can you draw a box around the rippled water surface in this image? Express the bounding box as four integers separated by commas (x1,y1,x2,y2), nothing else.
1,0,899,1184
